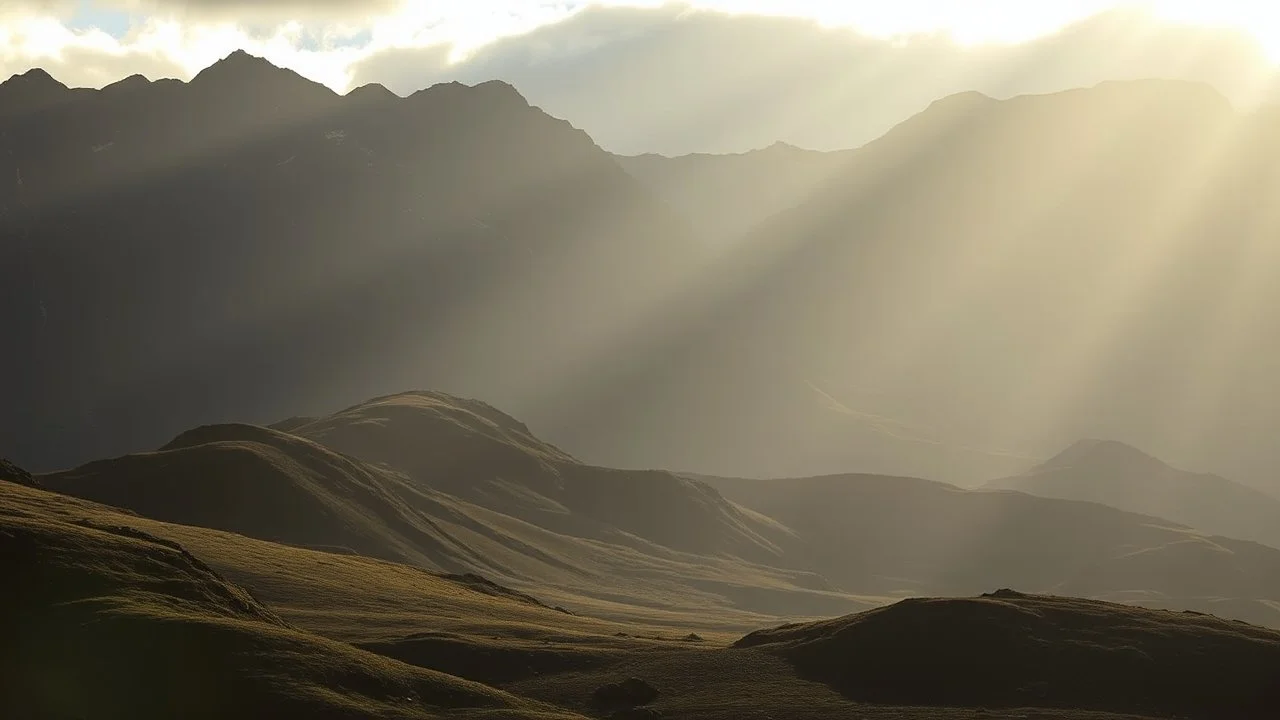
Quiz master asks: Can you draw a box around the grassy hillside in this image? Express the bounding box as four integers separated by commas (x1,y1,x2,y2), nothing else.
10,466,1279,718
0,478,577,720
44,393,873,626
738,590,1280,718
289,391,790,562
41,422,486,571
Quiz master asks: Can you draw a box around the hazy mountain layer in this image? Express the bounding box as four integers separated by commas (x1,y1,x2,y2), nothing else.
986,439,1280,550
703,471,1280,627
550,81,1280,490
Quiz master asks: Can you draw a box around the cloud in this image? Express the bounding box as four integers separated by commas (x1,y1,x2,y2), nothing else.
349,4,1279,154
99,0,402,23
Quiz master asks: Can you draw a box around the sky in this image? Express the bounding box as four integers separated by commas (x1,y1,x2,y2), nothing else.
2,1,1279,153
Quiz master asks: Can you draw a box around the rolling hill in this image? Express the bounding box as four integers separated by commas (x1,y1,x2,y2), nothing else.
737,590,1280,719
41,389,1280,631
0,472,576,720
986,439,1280,549
12,466,1280,719
41,391,861,625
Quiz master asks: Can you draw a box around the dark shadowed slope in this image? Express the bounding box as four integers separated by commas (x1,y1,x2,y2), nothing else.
737,590,1280,719
0,476,570,720
986,439,1280,549
702,472,1280,628
0,457,36,487
0,50,696,473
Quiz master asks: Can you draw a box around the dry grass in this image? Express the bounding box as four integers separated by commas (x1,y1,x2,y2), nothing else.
1,481,581,719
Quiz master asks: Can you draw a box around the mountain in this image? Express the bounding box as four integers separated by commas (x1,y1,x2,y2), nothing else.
986,439,1280,549
0,51,697,473
553,79,1280,488
0,476,569,720
737,590,1280,719
10,61,1280,492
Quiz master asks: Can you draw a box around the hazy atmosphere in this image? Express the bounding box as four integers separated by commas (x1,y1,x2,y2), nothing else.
6,2,1280,719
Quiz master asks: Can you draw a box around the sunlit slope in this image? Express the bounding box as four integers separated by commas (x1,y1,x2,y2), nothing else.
288,391,791,561
986,439,1280,549
41,422,487,571
0,476,577,720
738,590,1280,719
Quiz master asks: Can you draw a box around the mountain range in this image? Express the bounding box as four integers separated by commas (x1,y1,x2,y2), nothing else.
7,54,1280,497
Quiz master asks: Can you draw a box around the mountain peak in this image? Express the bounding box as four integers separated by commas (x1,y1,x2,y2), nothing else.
190,49,334,96
0,67,71,115
4,67,65,88
103,73,151,93
1041,438,1164,471
192,49,283,81
345,82,398,101
409,78,530,109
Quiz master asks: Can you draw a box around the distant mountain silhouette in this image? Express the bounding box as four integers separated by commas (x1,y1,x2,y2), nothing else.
737,590,1280,718
985,439,1280,549
0,51,694,473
